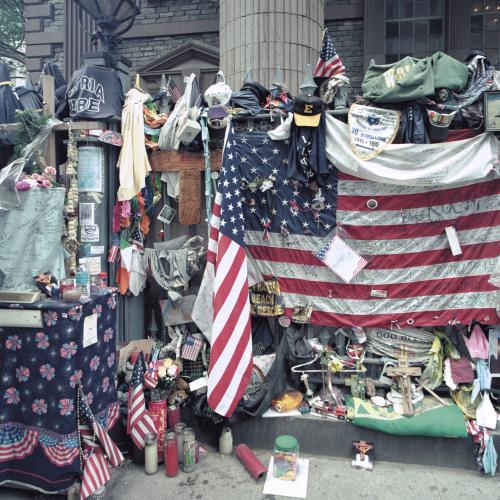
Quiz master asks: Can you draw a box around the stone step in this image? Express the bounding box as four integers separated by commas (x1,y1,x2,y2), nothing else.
231,414,496,470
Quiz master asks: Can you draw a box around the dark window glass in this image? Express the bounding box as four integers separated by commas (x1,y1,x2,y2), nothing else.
429,0,443,16
386,21,399,37
471,15,484,31
470,1,500,57
386,0,399,18
386,0,443,61
471,31,484,48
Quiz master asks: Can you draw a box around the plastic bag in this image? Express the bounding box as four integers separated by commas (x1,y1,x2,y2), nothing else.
476,392,497,430
313,226,370,283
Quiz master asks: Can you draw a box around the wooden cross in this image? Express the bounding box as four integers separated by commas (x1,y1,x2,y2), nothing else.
387,351,422,416
149,149,222,225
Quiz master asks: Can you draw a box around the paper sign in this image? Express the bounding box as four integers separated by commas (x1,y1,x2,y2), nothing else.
79,256,101,275
81,224,99,242
90,245,105,256
263,458,309,498
78,146,104,193
83,313,98,347
79,203,95,225
445,226,462,256
189,376,208,392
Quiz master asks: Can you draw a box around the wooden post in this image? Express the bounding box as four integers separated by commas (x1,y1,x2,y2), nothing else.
149,149,222,225
41,75,57,168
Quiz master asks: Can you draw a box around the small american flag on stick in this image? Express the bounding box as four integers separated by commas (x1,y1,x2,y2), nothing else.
167,77,182,103
181,336,204,361
314,29,346,78
127,352,157,449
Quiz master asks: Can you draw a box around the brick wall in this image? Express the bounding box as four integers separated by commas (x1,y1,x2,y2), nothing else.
29,0,364,91
327,18,364,94
115,33,220,70
135,0,219,24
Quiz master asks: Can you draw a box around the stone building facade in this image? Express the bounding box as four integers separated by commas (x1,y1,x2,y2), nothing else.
25,0,365,92
25,0,491,95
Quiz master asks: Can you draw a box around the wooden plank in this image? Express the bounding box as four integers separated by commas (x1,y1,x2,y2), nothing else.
41,75,56,169
25,58,42,72
53,121,107,131
178,170,202,225
150,149,222,172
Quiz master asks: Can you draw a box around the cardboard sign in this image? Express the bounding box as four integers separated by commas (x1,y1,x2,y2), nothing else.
348,104,400,160
250,279,284,317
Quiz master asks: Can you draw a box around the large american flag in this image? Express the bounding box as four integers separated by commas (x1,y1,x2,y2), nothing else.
127,352,157,448
207,130,253,418
229,129,499,329
314,29,346,78
78,396,123,499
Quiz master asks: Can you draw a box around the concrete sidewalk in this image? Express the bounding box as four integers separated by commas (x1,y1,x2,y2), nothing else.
1,447,499,500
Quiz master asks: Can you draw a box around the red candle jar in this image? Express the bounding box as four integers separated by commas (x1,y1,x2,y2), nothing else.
167,405,180,428
164,430,178,477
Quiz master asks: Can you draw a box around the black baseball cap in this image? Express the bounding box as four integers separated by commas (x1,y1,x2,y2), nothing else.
293,95,324,127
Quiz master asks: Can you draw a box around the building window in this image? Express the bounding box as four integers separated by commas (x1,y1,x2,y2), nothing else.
471,1,500,66
385,0,444,63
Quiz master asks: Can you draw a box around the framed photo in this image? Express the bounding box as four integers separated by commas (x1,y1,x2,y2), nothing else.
157,204,176,224
483,91,500,131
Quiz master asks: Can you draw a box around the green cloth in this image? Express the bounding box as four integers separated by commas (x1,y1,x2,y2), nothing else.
347,396,467,438
362,52,469,103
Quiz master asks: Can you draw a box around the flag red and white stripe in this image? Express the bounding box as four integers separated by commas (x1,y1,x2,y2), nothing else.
314,29,345,78
128,353,157,449
167,77,182,103
206,189,253,417
245,171,500,328
80,425,111,500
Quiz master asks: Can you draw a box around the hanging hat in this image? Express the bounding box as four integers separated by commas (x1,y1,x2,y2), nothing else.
293,95,324,127
426,107,457,142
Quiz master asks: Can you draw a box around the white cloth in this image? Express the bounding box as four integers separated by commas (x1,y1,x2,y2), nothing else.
117,89,151,201
268,113,293,141
120,245,147,296
325,114,499,186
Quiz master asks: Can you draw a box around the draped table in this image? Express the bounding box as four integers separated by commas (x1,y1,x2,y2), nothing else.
0,291,119,494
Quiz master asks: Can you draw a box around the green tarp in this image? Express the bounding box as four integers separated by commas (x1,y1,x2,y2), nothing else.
347,396,467,438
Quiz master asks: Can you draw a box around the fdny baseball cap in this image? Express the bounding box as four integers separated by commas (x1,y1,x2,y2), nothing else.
293,95,324,127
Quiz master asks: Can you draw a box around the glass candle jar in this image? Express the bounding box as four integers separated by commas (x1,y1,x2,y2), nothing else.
182,428,196,473
167,405,180,428
174,422,186,464
144,433,158,475
164,430,178,477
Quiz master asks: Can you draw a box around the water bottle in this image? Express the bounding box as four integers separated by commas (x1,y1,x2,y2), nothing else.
75,263,90,297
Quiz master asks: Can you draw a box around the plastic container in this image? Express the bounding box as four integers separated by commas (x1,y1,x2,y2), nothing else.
182,427,196,473
273,435,299,481
75,263,90,297
219,427,233,455
164,430,178,477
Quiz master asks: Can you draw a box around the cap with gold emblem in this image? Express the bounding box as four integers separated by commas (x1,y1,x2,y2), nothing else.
293,95,324,127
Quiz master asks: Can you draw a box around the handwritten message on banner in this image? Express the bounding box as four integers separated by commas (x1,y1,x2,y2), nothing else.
0,188,66,291
348,104,400,160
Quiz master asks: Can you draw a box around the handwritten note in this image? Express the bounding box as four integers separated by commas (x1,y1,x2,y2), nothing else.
0,188,66,290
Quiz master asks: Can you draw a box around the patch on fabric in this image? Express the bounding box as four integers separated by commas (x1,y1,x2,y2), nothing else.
348,103,400,160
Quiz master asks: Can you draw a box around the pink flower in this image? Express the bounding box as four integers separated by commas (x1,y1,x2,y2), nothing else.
41,179,52,188
16,180,31,191
45,166,56,177
31,173,41,181
89,355,100,371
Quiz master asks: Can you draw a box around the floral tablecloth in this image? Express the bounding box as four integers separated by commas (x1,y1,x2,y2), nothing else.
0,292,119,493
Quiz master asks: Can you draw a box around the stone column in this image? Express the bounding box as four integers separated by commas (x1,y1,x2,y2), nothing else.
220,0,324,94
